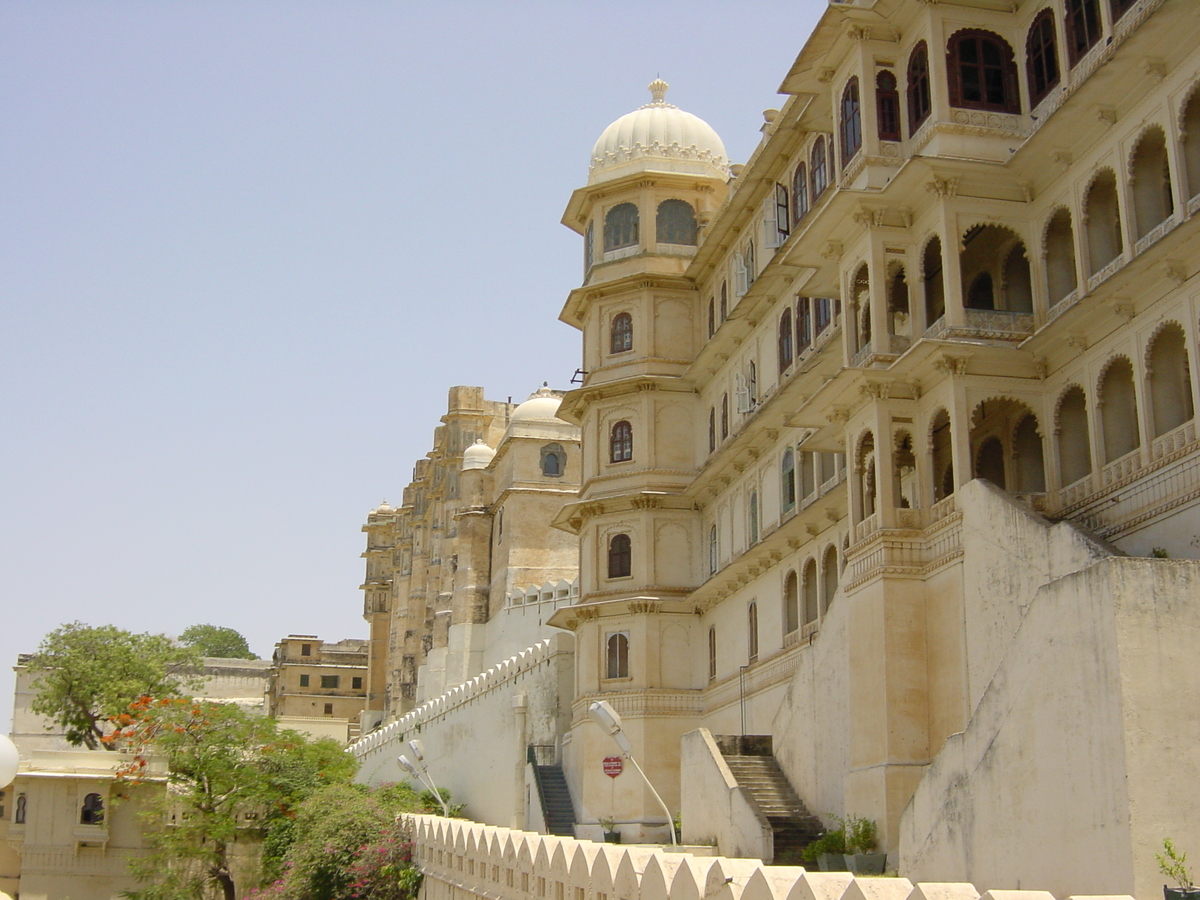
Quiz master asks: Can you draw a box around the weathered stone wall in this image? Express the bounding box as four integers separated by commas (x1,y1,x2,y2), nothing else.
900,557,1200,898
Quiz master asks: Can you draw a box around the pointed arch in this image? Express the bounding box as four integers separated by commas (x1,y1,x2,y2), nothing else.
1098,356,1140,462
1146,321,1194,436
923,235,946,326
1043,207,1078,306
930,407,954,501
1084,169,1123,274
1056,385,1092,486
1128,125,1174,240
1179,83,1200,200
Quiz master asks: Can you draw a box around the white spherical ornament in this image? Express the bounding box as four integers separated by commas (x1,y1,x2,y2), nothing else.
0,733,19,788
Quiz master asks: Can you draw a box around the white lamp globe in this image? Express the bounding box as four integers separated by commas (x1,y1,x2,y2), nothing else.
0,734,19,789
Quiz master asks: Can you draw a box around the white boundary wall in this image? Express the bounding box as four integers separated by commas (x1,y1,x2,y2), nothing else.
409,814,1135,900
351,634,573,829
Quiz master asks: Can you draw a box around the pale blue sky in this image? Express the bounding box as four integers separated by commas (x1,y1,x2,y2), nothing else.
0,1,822,728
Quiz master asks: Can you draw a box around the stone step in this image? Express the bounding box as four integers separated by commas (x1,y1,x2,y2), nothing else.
720,748,821,865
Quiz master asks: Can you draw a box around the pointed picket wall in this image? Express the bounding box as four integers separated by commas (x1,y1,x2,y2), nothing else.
404,815,1136,900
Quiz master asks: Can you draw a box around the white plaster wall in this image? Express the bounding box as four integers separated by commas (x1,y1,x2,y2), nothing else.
900,558,1200,898
957,480,1114,714
680,728,773,860
353,635,574,830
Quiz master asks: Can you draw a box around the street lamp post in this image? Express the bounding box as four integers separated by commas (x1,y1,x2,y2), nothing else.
398,738,450,817
588,699,677,846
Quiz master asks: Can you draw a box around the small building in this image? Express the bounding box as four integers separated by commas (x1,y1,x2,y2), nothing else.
267,635,368,742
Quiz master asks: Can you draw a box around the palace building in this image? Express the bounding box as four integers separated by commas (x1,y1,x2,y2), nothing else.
354,1,1200,895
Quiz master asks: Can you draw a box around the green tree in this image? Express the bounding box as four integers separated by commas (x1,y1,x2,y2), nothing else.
109,697,355,900
178,623,257,659
26,622,200,750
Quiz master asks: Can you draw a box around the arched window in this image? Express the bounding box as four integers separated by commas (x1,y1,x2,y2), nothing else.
1085,170,1123,274
584,221,594,272
923,237,945,325
1130,127,1174,240
708,297,716,338
811,137,829,199
81,793,104,826
778,310,794,373
822,545,839,613
1065,0,1102,66
542,444,564,480
1026,10,1061,106
815,297,834,334
781,449,797,512
708,626,718,681
1045,209,1078,306
540,443,566,477
1181,88,1200,200
15,793,27,824
610,421,633,463
792,163,810,222
932,408,954,501
607,534,631,579
800,450,816,500
709,525,719,575
606,632,629,679
803,559,819,625
876,71,901,141
720,282,729,321
603,203,639,252
747,602,759,662
708,407,716,454
748,491,760,544
720,394,729,440
908,42,932,133
748,362,758,405
840,77,862,164
889,267,911,337
1100,358,1140,462
610,312,633,354
947,30,1020,114
657,199,698,245
783,571,800,635
1057,386,1092,485
797,298,812,352
1147,323,1195,437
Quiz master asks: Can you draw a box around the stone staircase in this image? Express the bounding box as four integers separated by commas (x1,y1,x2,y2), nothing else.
716,735,824,865
532,758,576,836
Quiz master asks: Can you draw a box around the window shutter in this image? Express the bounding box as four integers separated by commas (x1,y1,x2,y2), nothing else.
763,196,780,250
776,183,791,239
733,254,749,297
735,373,751,413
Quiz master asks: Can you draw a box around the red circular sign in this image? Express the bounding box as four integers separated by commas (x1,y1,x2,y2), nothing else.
602,756,623,778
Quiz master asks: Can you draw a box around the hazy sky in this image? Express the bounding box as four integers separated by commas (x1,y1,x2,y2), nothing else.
1,1,822,729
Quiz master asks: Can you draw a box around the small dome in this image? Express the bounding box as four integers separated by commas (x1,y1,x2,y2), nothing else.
511,385,563,423
462,439,497,471
589,80,728,185
371,499,393,514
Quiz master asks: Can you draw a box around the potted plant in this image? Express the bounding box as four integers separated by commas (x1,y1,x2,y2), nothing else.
844,815,886,875
599,817,620,844
1159,838,1199,900
801,826,848,871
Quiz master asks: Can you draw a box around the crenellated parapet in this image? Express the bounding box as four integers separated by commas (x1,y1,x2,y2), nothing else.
406,813,1129,900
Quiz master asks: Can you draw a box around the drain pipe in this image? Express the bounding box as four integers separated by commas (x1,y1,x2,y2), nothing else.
513,692,528,830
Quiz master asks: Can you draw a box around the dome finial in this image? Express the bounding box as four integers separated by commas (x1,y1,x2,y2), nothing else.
648,78,669,104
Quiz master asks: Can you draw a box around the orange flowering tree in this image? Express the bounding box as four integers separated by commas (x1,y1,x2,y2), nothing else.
108,696,355,900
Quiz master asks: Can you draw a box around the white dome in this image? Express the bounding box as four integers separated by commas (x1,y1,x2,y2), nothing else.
511,386,563,423
371,499,393,515
589,80,728,185
462,440,497,471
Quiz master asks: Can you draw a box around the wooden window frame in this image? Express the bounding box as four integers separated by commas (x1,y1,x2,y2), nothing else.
1026,9,1061,106
908,42,932,133
876,71,901,141
610,421,633,463
946,29,1020,114
607,534,632,579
